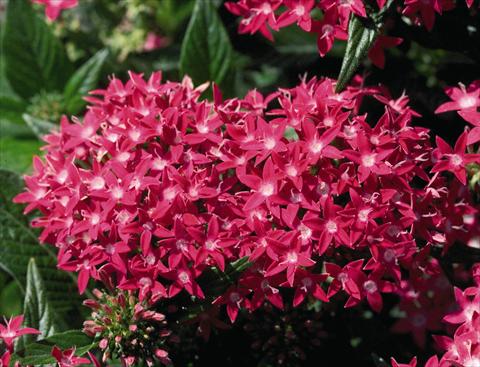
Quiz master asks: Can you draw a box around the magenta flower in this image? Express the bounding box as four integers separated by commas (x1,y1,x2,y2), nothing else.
0,315,41,351
51,346,91,367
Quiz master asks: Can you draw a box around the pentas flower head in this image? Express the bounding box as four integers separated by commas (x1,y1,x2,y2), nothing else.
14,71,480,330
226,0,474,58
0,315,41,352
436,81,480,145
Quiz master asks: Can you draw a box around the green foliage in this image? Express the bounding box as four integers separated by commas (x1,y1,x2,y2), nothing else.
180,0,233,88
63,49,109,115
17,259,61,350
336,15,379,93
3,0,72,99
0,138,42,173
23,114,57,140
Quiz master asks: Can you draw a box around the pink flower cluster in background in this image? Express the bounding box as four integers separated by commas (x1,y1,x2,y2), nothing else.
225,0,477,62
13,70,480,351
391,265,480,367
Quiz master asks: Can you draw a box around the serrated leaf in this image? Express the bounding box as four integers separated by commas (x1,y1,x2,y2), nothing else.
17,259,61,350
0,169,80,313
23,114,57,139
12,330,93,366
3,0,72,99
63,49,109,115
336,16,379,93
179,0,233,86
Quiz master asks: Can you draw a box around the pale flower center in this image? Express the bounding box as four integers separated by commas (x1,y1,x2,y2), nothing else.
197,124,209,134
450,154,463,166
310,139,324,153
286,165,298,177
286,252,298,263
459,95,477,109
260,182,274,197
205,240,217,250
153,158,167,170
383,249,396,263
178,271,190,284
163,187,177,201
362,154,376,167
229,292,241,303
326,220,337,233
90,177,105,190
358,209,370,222
322,24,334,36
363,280,377,294
264,137,276,150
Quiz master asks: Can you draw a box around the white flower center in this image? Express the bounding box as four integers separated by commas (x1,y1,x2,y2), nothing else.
326,220,337,233
260,182,274,197
178,271,190,284
459,95,477,109
264,137,276,150
90,177,105,190
450,154,463,166
363,280,377,294
286,252,298,263
362,154,376,167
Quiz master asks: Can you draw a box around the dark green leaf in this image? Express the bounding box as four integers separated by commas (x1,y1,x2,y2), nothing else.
179,0,233,86
0,96,27,125
12,330,93,366
17,259,61,350
23,114,57,140
0,280,22,317
63,49,109,115
3,0,72,99
0,169,80,313
336,16,379,93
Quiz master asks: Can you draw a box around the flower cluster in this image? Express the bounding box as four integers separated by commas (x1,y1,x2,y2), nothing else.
0,315,40,367
435,80,480,146
83,289,172,366
14,72,480,349
391,265,480,367
225,0,476,61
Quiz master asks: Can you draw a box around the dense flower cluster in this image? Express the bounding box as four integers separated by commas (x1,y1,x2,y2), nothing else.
225,0,476,61
14,72,480,357
0,315,40,367
391,264,480,367
83,289,172,366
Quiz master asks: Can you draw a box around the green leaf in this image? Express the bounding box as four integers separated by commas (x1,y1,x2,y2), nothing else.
335,15,379,93
0,96,27,125
0,169,80,312
3,0,72,99
23,114,57,140
63,49,109,115
0,280,22,317
17,259,61,350
12,330,93,366
179,0,233,86
0,137,42,173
